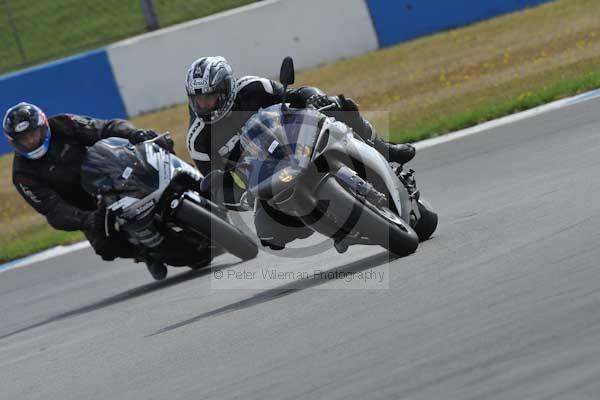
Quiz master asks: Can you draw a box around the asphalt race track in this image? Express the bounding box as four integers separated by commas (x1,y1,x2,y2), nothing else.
2,98,600,399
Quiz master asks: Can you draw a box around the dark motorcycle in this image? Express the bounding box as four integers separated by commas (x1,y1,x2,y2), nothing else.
235,57,437,256
80,137,258,273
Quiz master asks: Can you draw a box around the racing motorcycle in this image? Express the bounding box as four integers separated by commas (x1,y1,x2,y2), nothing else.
235,57,437,256
80,137,258,273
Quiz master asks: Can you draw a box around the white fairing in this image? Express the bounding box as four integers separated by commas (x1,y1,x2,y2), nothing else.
144,142,203,190
108,143,203,220
314,118,406,216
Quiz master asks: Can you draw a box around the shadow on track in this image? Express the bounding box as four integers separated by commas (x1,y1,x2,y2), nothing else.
0,262,235,341
149,251,395,337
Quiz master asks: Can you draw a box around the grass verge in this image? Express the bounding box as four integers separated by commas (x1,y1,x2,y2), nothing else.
1,0,599,262
391,64,600,143
0,227,83,263
0,0,254,74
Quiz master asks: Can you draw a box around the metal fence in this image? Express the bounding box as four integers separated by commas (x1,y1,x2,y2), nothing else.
0,0,254,74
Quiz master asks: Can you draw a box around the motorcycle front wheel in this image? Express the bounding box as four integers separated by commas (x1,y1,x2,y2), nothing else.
313,175,419,257
173,198,258,261
413,198,438,242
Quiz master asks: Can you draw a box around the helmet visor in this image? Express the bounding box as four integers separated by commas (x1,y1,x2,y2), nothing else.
191,93,220,116
12,126,48,153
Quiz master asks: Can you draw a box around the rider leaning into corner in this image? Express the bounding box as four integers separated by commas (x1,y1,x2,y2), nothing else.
185,56,417,250
3,102,175,279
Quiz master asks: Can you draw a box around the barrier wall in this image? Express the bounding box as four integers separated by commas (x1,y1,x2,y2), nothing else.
106,0,379,116
366,0,553,47
0,50,126,154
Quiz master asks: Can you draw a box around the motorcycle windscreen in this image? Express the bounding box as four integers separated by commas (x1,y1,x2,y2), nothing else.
237,105,324,197
81,137,159,200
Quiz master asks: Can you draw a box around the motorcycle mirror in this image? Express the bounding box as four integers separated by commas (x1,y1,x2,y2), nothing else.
280,57,295,86
280,57,295,112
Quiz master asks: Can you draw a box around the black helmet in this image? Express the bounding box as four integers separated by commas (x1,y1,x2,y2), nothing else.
185,56,236,124
3,102,51,159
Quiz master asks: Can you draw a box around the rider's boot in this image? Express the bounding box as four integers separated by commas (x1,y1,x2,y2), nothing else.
373,136,416,164
146,259,168,281
334,96,416,164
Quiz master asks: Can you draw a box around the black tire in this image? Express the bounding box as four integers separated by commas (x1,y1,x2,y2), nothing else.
314,176,419,256
414,199,438,242
188,258,212,270
174,198,258,261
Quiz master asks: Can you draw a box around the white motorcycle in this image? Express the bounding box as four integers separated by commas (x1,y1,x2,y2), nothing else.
235,57,437,256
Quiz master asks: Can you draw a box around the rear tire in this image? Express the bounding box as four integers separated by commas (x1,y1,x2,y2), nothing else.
174,199,258,261
314,176,418,257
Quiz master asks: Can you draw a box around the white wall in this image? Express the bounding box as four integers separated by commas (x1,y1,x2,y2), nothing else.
107,0,378,116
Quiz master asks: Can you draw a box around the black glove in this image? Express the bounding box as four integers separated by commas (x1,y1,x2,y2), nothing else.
154,133,176,154
129,129,159,144
130,130,175,154
325,95,366,138
337,95,360,112
82,208,106,235
85,232,136,261
305,94,342,111
82,208,138,261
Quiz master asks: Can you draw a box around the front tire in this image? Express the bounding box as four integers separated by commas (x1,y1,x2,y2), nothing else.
174,198,258,261
414,199,438,242
313,176,419,257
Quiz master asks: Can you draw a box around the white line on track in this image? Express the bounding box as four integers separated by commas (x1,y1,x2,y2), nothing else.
2,88,600,273
414,88,600,150
0,241,91,274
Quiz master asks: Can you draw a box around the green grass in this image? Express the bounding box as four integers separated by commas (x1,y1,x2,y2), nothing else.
0,227,83,263
390,67,600,143
0,0,254,74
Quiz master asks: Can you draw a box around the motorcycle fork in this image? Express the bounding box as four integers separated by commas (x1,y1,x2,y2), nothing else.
395,166,422,226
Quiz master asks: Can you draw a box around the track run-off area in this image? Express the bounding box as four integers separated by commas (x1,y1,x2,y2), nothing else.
2,95,600,399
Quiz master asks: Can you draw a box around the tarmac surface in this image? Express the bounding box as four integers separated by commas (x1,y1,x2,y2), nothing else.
2,98,600,399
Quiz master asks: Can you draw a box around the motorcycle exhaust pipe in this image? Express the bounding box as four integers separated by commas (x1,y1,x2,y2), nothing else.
333,166,387,207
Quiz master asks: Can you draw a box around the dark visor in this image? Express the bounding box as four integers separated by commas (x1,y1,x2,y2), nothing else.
13,126,48,153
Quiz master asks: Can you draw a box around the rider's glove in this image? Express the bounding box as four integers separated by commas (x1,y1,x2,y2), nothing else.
305,94,342,111
82,208,138,261
337,95,360,112
154,133,176,154
129,129,158,144
130,130,175,153
82,207,106,234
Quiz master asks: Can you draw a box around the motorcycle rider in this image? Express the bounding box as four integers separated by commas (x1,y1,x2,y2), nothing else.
4,102,173,280
185,56,416,250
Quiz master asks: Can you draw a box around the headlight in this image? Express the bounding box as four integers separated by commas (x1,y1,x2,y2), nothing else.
278,167,299,183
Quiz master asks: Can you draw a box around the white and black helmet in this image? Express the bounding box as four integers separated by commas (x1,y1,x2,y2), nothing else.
185,56,236,124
